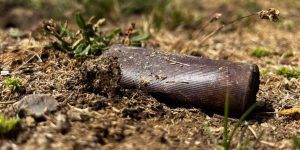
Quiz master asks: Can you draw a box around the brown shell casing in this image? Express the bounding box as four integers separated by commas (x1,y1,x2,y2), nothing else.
103,45,260,115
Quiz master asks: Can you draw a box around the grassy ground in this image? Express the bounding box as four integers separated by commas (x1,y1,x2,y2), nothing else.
1,0,300,149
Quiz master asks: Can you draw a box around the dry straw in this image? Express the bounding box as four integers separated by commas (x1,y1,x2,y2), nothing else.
198,8,280,46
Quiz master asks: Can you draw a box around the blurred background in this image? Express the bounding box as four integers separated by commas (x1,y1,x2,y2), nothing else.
0,0,299,32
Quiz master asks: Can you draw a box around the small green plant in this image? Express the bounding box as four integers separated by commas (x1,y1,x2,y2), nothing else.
223,93,257,150
0,114,21,135
43,12,150,57
9,29,25,38
251,48,271,58
4,76,22,91
265,60,273,64
276,67,300,78
293,137,300,149
259,68,268,76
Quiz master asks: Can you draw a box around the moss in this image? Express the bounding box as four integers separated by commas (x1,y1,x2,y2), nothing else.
260,68,268,76
251,48,271,58
0,115,21,135
4,76,22,91
276,67,300,78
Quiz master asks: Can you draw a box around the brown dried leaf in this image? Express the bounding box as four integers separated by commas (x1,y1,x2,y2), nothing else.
279,107,300,118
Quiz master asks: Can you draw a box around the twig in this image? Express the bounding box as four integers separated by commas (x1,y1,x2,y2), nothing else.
63,91,75,103
198,13,255,46
0,101,17,104
225,14,256,25
247,125,257,139
198,25,224,46
251,130,265,149
260,140,276,147
199,13,223,32
12,54,37,73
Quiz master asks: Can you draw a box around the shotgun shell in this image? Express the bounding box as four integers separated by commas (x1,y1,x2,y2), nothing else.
103,45,260,115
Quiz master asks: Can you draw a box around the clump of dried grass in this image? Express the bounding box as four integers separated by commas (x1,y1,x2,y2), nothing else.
257,8,280,22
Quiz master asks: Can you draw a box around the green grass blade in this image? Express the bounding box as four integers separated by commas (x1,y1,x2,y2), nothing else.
228,103,257,144
293,137,300,149
131,33,151,42
78,44,91,56
106,28,122,41
223,93,230,150
75,12,87,29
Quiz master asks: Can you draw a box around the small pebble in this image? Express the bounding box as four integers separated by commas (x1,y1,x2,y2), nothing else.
25,116,36,127
14,94,58,117
0,70,10,76
56,114,70,134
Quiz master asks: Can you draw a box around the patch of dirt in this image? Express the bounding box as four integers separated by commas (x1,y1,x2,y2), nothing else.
0,36,208,149
77,56,121,97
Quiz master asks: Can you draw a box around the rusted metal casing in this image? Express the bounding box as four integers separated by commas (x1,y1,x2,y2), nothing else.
103,45,260,115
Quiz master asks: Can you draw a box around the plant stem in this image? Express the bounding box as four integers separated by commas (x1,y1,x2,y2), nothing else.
223,93,230,150
198,13,256,46
225,14,256,25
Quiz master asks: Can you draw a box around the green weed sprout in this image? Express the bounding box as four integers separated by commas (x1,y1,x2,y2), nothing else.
43,12,150,57
223,93,257,150
0,114,21,135
276,67,300,78
259,68,268,76
293,137,300,149
251,48,271,58
4,76,22,91
204,94,258,149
